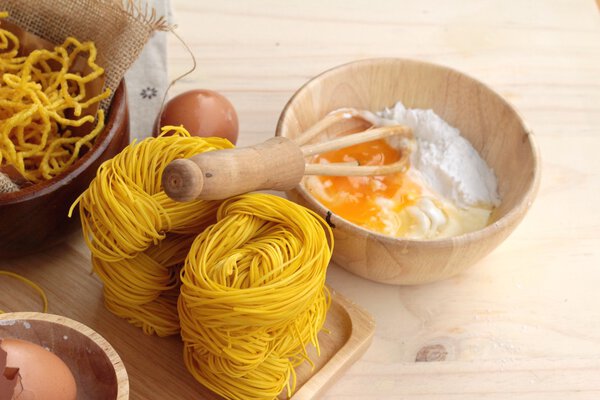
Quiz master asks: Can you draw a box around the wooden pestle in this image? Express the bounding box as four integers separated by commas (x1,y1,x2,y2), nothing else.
162,136,306,202
162,125,413,202
162,112,413,202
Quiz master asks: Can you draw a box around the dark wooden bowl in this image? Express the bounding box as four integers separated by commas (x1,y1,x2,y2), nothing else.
0,312,129,400
0,81,129,258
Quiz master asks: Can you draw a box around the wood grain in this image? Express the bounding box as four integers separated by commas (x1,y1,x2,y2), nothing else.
162,136,306,201
0,253,374,400
291,290,375,399
165,0,600,398
1,0,600,399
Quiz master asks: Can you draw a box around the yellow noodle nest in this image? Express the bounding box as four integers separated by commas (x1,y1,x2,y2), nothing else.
71,126,234,336
179,193,333,400
74,127,334,399
0,12,109,183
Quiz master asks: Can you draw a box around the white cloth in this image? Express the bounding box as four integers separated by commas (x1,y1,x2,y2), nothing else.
124,0,173,142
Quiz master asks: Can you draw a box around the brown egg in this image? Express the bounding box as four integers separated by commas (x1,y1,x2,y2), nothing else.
1,341,18,399
156,89,239,144
0,338,77,400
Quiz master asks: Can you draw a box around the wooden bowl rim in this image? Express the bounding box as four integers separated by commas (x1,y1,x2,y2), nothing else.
276,57,541,247
0,311,129,399
0,80,128,205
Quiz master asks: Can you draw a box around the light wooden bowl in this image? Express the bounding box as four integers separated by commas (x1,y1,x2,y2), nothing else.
0,312,128,400
0,81,129,258
276,58,540,285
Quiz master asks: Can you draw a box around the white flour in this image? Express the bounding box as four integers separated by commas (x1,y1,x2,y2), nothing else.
380,102,500,209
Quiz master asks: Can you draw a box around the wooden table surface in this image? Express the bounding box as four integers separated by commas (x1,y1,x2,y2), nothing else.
2,1,600,399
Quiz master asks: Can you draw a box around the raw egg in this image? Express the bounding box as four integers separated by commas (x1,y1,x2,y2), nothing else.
155,89,239,144
305,137,493,239
307,138,422,234
0,338,77,400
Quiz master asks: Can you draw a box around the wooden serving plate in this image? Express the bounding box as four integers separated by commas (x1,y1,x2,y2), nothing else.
289,289,375,399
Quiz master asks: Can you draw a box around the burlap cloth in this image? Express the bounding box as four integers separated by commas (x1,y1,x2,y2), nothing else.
0,0,172,140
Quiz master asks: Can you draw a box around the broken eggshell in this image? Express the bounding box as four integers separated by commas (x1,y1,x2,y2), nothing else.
0,337,77,400
1,341,19,399
0,313,127,400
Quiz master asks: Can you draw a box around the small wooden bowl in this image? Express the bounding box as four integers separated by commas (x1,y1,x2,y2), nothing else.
0,81,129,258
0,312,128,400
276,58,540,285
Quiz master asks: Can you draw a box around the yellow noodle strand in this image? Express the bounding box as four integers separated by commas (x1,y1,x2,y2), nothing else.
72,126,234,335
179,193,333,400
0,13,109,183
0,270,48,313
74,122,334,397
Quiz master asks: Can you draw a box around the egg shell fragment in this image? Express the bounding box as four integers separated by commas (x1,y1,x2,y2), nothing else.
0,337,77,400
1,340,19,400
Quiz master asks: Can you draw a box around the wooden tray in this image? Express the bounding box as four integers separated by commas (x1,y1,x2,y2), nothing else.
290,290,375,399
0,243,374,399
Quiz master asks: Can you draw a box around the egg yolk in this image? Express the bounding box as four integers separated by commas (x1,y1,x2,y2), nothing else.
311,138,421,233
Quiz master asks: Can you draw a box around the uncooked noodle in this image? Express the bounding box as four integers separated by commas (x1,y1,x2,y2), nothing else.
179,193,333,400
0,12,109,183
71,127,233,335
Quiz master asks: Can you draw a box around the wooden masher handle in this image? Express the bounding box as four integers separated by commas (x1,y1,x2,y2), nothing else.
162,136,306,201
